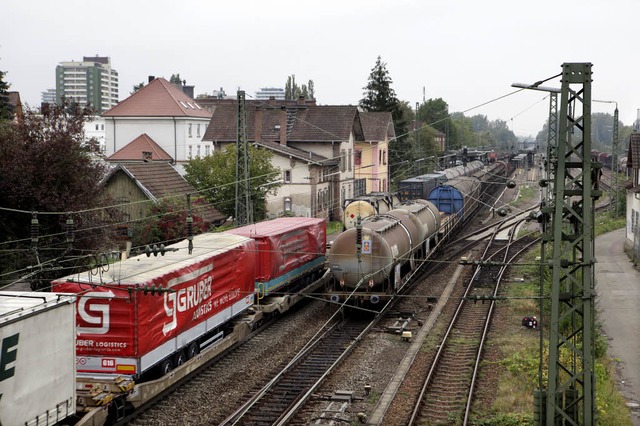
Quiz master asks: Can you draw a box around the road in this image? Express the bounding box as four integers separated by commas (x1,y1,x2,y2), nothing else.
596,228,640,425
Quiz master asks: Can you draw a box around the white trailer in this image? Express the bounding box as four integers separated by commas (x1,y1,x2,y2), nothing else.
0,291,76,426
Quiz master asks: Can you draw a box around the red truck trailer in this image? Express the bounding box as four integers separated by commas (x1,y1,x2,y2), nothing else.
52,233,257,380
226,217,326,300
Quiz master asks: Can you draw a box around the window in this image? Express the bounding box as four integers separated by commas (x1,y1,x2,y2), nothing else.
348,149,352,171
284,197,292,212
188,123,193,137
95,124,99,130
284,170,292,183
205,145,210,156
101,124,104,130
196,145,201,158
197,123,201,137
340,149,346,172
188,145,192,159
355,149,362,166
383,150,387,165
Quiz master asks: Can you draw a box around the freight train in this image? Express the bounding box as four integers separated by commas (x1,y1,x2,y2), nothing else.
328,161,509,306
35,217,327,424
341,161,486,231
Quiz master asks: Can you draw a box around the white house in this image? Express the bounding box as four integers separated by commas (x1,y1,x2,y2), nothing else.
626,133,640,254
102,77,212,174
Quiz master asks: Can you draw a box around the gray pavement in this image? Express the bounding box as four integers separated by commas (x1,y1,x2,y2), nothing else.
596,228,640,425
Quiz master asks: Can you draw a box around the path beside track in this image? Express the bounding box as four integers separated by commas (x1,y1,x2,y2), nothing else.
596,228,640,425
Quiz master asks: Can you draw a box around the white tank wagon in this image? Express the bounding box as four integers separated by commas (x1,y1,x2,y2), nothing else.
343,192,400,230
0,291,76,426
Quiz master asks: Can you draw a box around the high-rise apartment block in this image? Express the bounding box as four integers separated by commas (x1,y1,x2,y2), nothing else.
55,56,118,113
255,87,285,100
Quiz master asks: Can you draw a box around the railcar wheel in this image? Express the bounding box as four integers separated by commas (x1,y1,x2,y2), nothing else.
187,342,199,359
175,350,186,367
160,359,173,376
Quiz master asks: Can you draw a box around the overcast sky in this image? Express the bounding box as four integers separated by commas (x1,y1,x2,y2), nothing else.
2,0,638,137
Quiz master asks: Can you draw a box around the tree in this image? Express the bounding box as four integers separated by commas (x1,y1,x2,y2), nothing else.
285,75,315,100
0,69,13,121
359,56,409,185
131,82,144,94
170,73,183,86
129,197,209,248
184,145,281,221
0,100,121,288
417,98,449,134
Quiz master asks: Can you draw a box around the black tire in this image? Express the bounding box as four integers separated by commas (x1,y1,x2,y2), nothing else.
160,359,173,376
187,342,199,360
175,350,186,367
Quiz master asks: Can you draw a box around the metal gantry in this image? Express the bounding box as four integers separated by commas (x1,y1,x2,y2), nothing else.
546,62,597,425
235,90,253,226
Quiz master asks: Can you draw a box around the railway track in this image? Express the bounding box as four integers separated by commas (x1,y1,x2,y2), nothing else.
407,222,539,425
124,298,339,425
220,317,373,426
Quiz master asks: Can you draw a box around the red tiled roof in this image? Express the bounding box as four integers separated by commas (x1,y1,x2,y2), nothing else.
107,134,173,162
359,111,395,141
102,78,211,118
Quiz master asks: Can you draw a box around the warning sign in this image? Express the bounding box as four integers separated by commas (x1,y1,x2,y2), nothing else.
362,238,372,254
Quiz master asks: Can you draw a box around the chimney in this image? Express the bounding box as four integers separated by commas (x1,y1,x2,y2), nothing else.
148,75,155,83
279,108,287,146
269,96,276,107
254,107,263,142
297,95,305,106
142,151,152,162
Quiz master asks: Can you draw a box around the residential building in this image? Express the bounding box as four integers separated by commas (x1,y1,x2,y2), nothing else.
102,77,212,174
357,112,394,195
7,92,23,122
203,98,377,221
255,87,285,100
41,88,56,107
84,116,106,153
102,161,226,233
626,133,640,255
55,56,118,113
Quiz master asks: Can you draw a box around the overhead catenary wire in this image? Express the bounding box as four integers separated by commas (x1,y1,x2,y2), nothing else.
0,73,558,283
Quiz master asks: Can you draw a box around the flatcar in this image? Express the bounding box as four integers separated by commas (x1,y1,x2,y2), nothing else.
52,217,326,382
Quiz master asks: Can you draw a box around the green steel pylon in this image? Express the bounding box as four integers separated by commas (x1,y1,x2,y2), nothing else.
235,90,253,226
546,62,597,425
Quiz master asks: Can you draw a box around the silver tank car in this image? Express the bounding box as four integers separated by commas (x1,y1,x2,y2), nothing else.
343,192,399,230
329,215,414,292
393,199,441,244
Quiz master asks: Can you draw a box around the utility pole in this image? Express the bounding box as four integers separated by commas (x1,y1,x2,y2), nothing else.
546,63,597,425
594,99,619,216
235,90,252,226
612,106,619,216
